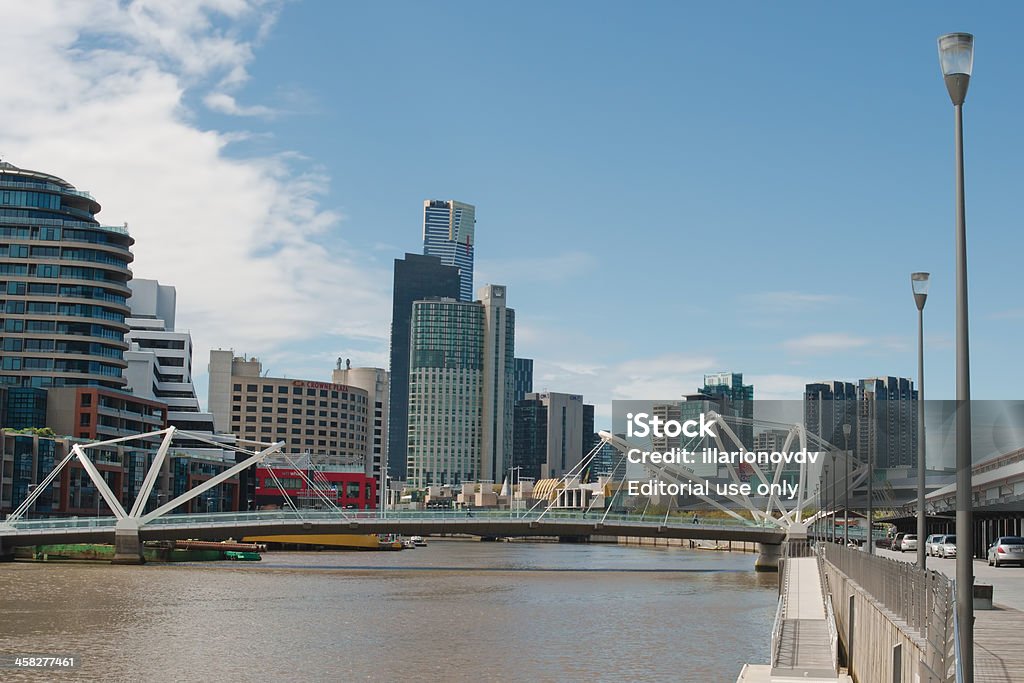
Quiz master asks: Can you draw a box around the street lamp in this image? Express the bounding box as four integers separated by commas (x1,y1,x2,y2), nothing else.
843,423,851,546
938,32,975,681
862,381,875,555
823,463,830,543
912,272,930,570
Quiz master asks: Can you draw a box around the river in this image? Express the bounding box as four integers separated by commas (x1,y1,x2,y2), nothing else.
0,541,777,682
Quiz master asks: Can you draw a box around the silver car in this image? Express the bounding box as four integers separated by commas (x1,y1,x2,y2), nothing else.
925,534,945,556
987,536,1024,567
937,535,956,558
899,534,918,553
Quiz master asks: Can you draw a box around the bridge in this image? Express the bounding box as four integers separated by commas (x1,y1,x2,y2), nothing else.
0,414,826,566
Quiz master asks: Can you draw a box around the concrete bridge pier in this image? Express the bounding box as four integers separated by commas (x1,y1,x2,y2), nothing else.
0,536,13,562
754,542,781,572
111,520,145,565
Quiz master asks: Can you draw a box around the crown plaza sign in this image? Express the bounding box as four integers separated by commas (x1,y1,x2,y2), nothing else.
291,380,352,392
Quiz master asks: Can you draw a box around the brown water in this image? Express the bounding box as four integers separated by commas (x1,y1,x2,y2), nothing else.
0,541,777,682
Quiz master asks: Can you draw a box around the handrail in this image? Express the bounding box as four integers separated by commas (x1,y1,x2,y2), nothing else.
769,593,786,667
953,581,963,683
3,508,788,533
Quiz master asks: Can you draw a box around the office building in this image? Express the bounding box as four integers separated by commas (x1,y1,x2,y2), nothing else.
0,162,134,390
804,381,858,451
512,391,590,481
513,357,534,403
857,376,918,470
123,279,216,433
405,284,515,488
207,352,370,467
387,253,461,481
701,372,754,448
422,199,475,301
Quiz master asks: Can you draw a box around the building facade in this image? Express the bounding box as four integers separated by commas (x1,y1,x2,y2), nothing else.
701,372,754,448
405,285,515,488
857,376,918,470
513,357,534,403
422,199,475,302
331,361,389,487
124,279,216,432
512,391,590,481
387,253,461,481
804,380,858,451
0,162,134,390
207,352,370,467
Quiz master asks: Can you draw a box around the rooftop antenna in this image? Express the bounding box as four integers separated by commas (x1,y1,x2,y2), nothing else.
336,357,343,370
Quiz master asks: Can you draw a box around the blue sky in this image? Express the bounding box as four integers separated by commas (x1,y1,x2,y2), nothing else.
2,1,1021,423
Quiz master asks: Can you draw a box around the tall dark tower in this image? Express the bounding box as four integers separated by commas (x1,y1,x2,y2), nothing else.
387,253,460,480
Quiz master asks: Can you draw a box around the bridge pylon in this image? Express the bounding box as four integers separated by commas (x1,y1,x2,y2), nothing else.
111,519,145,565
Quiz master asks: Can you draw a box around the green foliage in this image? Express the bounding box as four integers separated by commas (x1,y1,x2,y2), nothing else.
2,426,57,438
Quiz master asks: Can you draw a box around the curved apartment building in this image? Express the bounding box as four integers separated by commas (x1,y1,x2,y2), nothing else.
0,162,134,390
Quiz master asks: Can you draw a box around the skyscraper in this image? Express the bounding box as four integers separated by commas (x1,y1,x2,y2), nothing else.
512,391,591,481
405,284,514,488
513,357,534,403
387,253,461,480
0,162,134,390
858,376,918,470
422,200,475,301
701,372,754,448
804,380,857,451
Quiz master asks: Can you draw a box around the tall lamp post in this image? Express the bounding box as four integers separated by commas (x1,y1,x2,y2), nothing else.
912,272,930,569
938,32,975,681
862,382,875,555
843,423,851,546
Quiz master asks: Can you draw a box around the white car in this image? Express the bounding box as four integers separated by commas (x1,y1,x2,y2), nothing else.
900,534,918,552
925,534,945,556
937,535,956,558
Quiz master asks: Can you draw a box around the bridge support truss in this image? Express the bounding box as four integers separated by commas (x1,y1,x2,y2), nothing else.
2,428,284,565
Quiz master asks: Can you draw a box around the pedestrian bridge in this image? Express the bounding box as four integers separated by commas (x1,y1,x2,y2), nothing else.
0,508,787,560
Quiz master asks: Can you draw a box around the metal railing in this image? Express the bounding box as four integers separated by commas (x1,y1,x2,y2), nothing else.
821,542,955,680
3,508,781,533
769,593,785,667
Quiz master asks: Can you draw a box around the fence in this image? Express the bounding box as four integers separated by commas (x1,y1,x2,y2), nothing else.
820,543,955,682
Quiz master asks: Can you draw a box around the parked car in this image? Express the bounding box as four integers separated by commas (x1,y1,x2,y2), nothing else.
899,534,918,553
925,534,945,556
987,536,1024,567
884,532,906,551
937,535,956,559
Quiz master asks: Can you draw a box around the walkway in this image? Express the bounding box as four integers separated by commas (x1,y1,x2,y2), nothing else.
738,556,848,683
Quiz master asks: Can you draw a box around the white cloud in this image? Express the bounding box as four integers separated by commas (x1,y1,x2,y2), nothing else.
783,333,869,355
203,92,275,117
0,1,391,384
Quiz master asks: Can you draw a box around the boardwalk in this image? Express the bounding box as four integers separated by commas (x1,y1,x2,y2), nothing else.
737,556,848,683
976,606,1024,683
774,558,835,676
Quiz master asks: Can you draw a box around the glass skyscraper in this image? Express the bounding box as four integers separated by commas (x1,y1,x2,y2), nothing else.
387,253,461,480
405,284,514,488
0,162,134,390
422,199,475,302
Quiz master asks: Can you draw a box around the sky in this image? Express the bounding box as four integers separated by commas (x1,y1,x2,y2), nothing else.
0,1,1021,426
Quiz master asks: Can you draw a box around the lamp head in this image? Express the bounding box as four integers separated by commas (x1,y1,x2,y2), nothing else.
938,33,973,105
843,423,852,439
911,272,930,310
